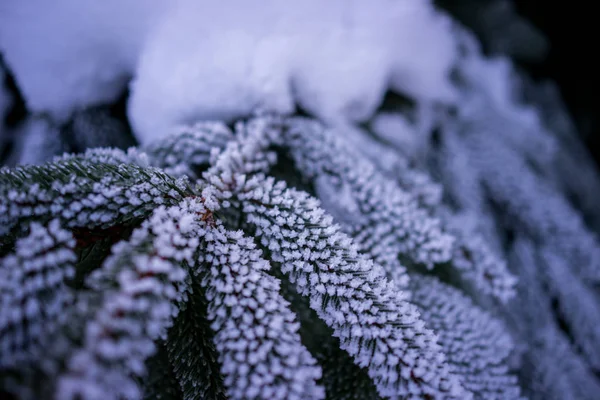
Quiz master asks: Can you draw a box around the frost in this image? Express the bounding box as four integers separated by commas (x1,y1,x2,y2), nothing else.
202,132,468,398
234,176,467,398
410,275,521,398
443,211,516,302
200,225,323,400
537,248,600,370
144,121,233,178
282,118,515,299
507,237,600,400
370,112,428,160
1,13,598,395
57,199,203,399
0,152,190,236
459,122,600,282
521,79,600,233
0,220,76,369
283,118,454,277
423,29,600,396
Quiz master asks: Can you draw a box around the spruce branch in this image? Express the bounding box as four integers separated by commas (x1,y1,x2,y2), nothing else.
410,275,521,399
56,199,205,399
283,118,453,272
199,224,324,400
508,237,600,400
166,279,226,400
202,118,467,397
236,176,467,398
144,121,233,179
442,211,516,303
282,118,516,301
0,152,191,238
461,117,600,283
537,248,600,371
0,220,76,369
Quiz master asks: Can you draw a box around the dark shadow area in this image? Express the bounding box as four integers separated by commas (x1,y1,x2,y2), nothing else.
438,0,600,166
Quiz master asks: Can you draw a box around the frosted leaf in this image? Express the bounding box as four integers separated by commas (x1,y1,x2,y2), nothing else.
283,118,453,273
203,116,279,199
370,112,423,158
0,154,191,236
284,120,514,300
506,237,600,400
230,175,468,399
0,220,76,369
443,211,516,302
537,248,600,371
56,199,205,399
462,128,600,283
410,275,521,399
199,225,323,400
433,127,486,214
60,147,150,168
144,121,233,179
521,79,600,233
456,37,557,171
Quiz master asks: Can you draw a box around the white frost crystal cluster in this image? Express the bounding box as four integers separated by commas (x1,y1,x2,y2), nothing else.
200,226,323,399
0,220,76,369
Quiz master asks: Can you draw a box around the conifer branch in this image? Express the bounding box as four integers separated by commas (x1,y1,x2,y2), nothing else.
410,275,521,399
0,220,76,369
56,199,205,399
199,224,324,399
0,153,191,238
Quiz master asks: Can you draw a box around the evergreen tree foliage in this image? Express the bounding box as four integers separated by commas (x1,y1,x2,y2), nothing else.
0,115,525,399
1,6,600,400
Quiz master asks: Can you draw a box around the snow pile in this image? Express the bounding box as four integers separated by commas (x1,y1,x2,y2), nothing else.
129,0,458,142
0,0,458,143
0,0,168,121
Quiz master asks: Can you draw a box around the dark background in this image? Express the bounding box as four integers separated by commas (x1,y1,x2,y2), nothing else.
514,0,599,161
439,0,600,165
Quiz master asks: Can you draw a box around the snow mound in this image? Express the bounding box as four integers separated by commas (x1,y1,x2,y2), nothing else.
0,0,458,143
130,0,458,143
0,0,168,121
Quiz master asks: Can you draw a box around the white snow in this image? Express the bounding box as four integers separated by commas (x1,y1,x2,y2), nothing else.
370,112,420,154
0,0,458,143
129,0,459,143
0,0,168,121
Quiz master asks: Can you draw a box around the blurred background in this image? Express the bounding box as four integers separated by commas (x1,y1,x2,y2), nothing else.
438,0,600,165
1,0,598,165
